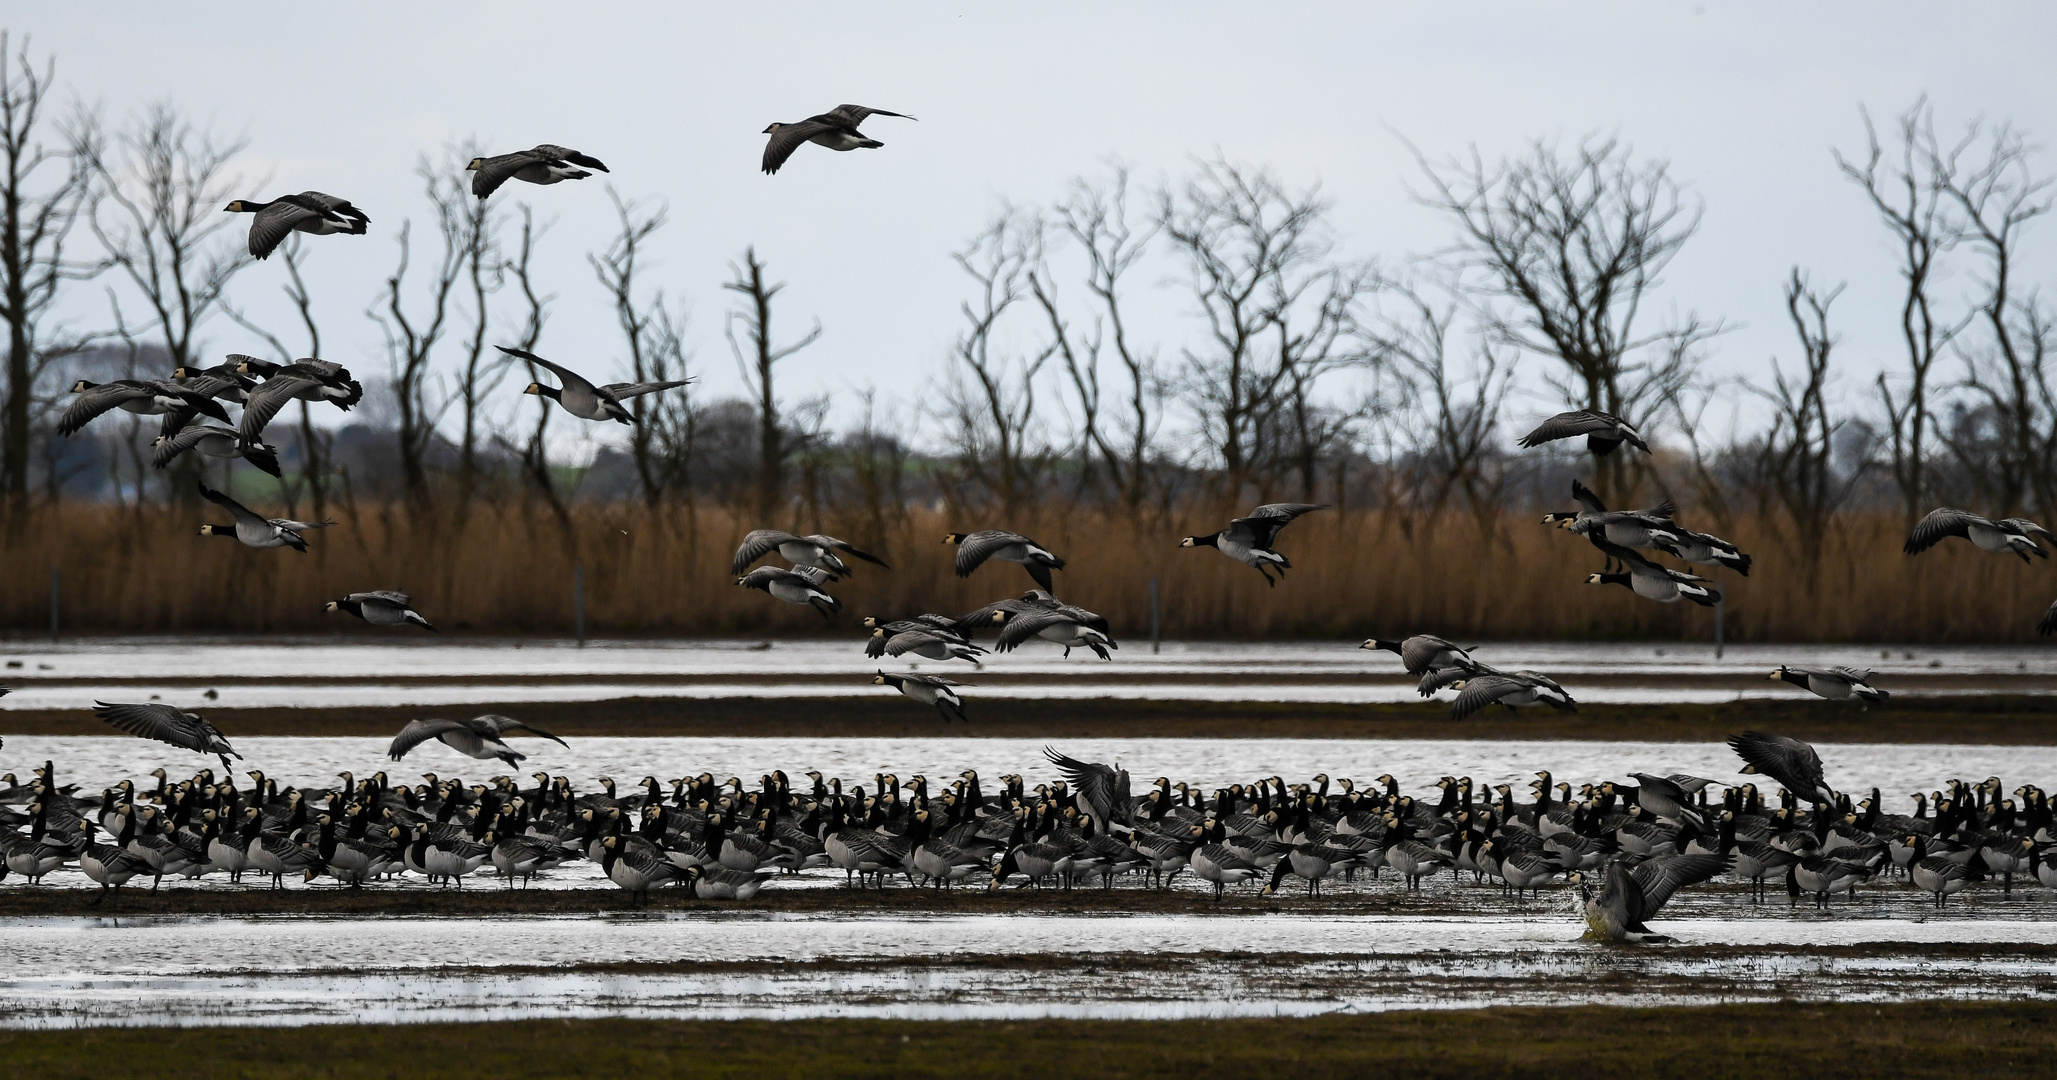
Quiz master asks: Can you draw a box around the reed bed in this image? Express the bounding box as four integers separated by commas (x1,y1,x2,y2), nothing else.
0,500,2048,642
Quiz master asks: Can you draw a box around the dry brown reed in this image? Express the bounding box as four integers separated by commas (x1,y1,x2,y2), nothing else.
0,499,2048,642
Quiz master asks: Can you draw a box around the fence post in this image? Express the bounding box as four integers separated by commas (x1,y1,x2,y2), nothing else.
574,564,586,646
1149,575,1161,655
49,567,60,642
1714,597,1725,660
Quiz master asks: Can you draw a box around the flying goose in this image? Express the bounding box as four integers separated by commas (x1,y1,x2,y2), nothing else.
224,191,369,260
233,357,364,442
499,346,692,424
1576,852,1729,941
1518,409,1651,456
387,715,567,767
737,565,840,617
761,104,915,175
869,627,984,665
946,530,1066,592
1544,482,1682,559
2039,598,2057,637
1904,508,2054,562
994,597,1116,659
873,670,968,723
326,590,436,631
1586,540,1720,606
1768,665,1889,704
1179,503,1327,586
731,529,888,579
198,482,334,552
169,360,258,404
92,701,240,771
467,144,609,199
1728,731,1837,806
58,379,231,437
1625,773,1706,831
1446,671,1577,721
152,425,282,478
1360,635,1476,677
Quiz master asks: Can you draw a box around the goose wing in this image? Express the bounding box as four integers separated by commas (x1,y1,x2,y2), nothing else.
732,530,805,575
469,149,541,199
761,120,834,175
1233,503,1327,548
1828,666,1878,685
1904,508,1982,554
1570,478,1608,514
93,701,209,754
248,199,324,258
1999,518,2057,544
152,424,232,469
238,371,323,442
1628,853,1731,917
952,530,1028,576
57,381,152,436
1043,746,1129,826
995,608,1073,651
497,346,599,397
1418,659,1496,697
1518,409,1618,448
1728,731,1834,805
347,590,412,606
823,104,915,128
598,378,692,401
1448,675,1526,720
531,144,608,171
1398,635,1465,674
805,535,889,567
269,517,334,532
472,714,569,748
197,482,265,527
882,630,950,658
388,719,471,761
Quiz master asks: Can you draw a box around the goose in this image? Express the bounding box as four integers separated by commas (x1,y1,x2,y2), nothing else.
736,565,840,617
151,425,282,478
1360,635,1475,678
1446,672,1577,721
2038,598,2057,637
1910,848,1988,907
946,530,1066,592
907,809,988,888
467,144,609,199
760,104,915,175
58,379,231,436
224,191,369,260
1188,819,1262,900
1728,731,1838,807
500,346,691,423
732,529,887,579
232,357,364,442
1178,503,1327,586
1586,540,1720,606
994,602,1117,660
1380,816,1452,889
1576,853,1728,941
1791,853,1872,908
198,482,334,552
169,360,258,404
75,815,152,903
869,627,984,665
1904,508,2054,562
873,671,967,723
1768,665,1889,705
387,715,568,767
1491,843,1566,899
1667,528,1753,576
1518,408,1651,456
92,701,240,771
326,591,437,631
1541,480,1679,552
1626,773,1706,831
685,863,772,900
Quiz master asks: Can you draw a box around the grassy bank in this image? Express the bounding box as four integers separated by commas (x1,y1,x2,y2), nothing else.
1,501,2052,641
7,694,2057,743
5,1002,2056,1078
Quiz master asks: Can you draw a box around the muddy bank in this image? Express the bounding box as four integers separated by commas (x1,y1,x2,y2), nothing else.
6,694,2057,742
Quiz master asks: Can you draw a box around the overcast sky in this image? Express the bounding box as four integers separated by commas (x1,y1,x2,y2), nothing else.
19,2,2057,455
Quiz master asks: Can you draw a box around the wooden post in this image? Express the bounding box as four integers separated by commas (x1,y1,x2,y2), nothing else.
1714,597,1725,659
1149,575,1161,655
49,567,59,641
574,564,587,646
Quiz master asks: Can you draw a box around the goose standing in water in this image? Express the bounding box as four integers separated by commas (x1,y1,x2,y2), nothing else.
760,104,915,174
326,591,437,632
152,425,281,478
1518,408,1651,456
224,191,369,260
500,346,692,424
1768,665,1890,705
58,379,231,437
91,701,241,772
873,671,968,724
1179,503,1327,586
387,715,568,768
198,483,334,552
1577,853,1729,941
1904,508,2055,562
233,358,364,443
946,530,1066,592
467,144,609,199
732,529,888,580
737,566,841,617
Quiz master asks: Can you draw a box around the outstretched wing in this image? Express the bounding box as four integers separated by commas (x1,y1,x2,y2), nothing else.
2001,518,2057,545
761,120,833,175
953,530,1026,576
1904,508,1980,555
1628,853,1731,916
995,608,1069,652
1518,409,1615,448
346,590,412,606
1728,731,1833,804
388,718,469,761
532,145,608,171
496,346,598,397
1448,675,1524,720
249,200,324,259
152,425,229,469
1043,746,1127,826
197,482,264,527
1570,479,1608,514
94,701,205,754
825,104,915,127
732,530,803,575
1418,660,1495,697
238,373,320,443
599,379,693,402
58,382,151,436
475,714,569,748
1235,503,1327,548
470,149,538,199
807,535,889,568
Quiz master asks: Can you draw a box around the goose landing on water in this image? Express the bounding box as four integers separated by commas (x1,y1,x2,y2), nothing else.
1575,853,1729,942
1179,503,1327,586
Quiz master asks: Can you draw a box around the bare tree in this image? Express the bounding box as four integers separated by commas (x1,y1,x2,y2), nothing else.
368,158,468,508
1745,269,1863,562
1371,280,1516,526
590,189,693,507
941,211,1052,511
0,34,95,519
724,247,820,522
1836,99,1970,524
1412,135,1720,503
503,207,557,517
1160,159,1373,501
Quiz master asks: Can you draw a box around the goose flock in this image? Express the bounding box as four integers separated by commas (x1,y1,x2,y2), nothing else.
18,109,2054,949
2,733,2051,942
